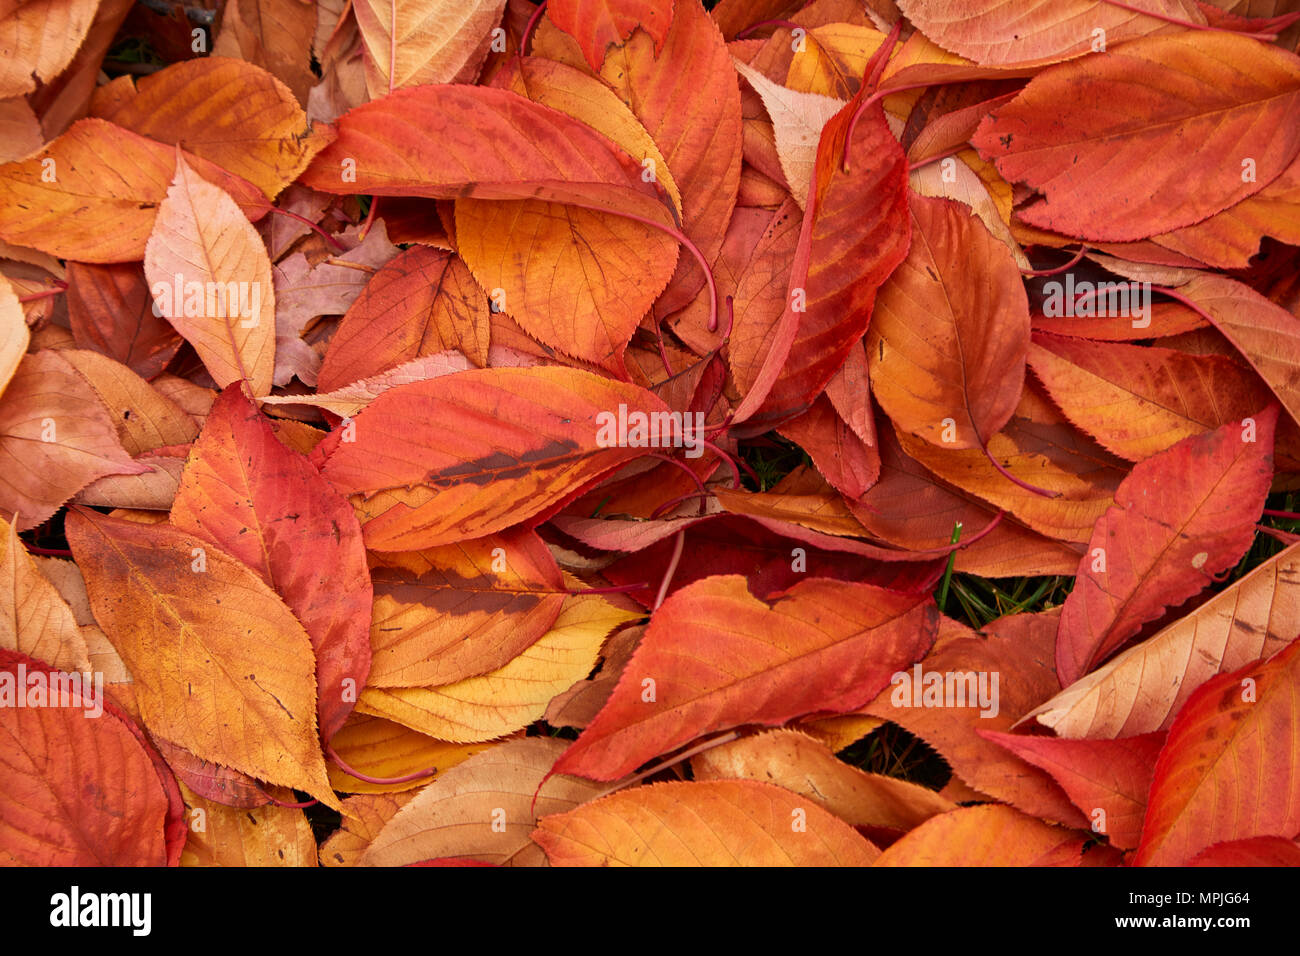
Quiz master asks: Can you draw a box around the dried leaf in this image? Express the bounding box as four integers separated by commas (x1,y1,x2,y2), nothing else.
534,779,881,865
143,156,277,396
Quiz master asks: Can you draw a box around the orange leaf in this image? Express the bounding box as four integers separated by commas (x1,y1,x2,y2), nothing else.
354,0,507,97
178,781,317,866
65,509,340,810
493,55,683,216
533,779,881,865
92,56,330,199
1173,273,1300,428
316,247,489,392
896,0,1204,67
65,262,183,381
0,0,98,97
598,0,742,314
211,0,317,103
367,529,565,687
61,349,199,456
874,804,1085,866
980,730,1165,850
549,0,673,71
693,728,956,831
0,118,269,262
0,517,91,675
866,611,1089,827
321,791,417,866
712,198,803,402
326,713,490,794
973,33,1300,240
1027,334,1274,462
317,366,677,550
893,417,1123,544
759,97,911,416
1188,837,1300,866
777,394,879,499
868,193,1030,450
356,591,640,742
455,197,678,375
361,738,605,866
298,84,675,227
0,274,27,399
1153,152,1300,268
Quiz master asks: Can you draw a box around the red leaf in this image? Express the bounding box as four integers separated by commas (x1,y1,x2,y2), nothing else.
554,575,936,780
979,730,1165,850
1055,409,1276,685
548,0,674,71
0,650,178,865
1135,634,1300,866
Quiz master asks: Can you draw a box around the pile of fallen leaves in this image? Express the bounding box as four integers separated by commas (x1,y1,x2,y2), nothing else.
2,0,1300,868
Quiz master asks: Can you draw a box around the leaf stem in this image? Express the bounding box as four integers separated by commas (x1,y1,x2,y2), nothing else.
326,740,437,785
1096,0,1284,40
590,731,742,800
261,791,319,809
649,452,711,505
841,20,906,174
1257,523,1300,544
653,530,686,610
607,207,720,331
735,19,803,39
520,0,548,58
266,206,346,252
17,281,67,303
1021,244,1087,277
981,442,1061,498
700,439,745,487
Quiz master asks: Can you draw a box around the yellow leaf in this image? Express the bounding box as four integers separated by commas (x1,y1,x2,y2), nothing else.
179,782,317,867
357,593,641,742
0,274,27,401
0,517,91,675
